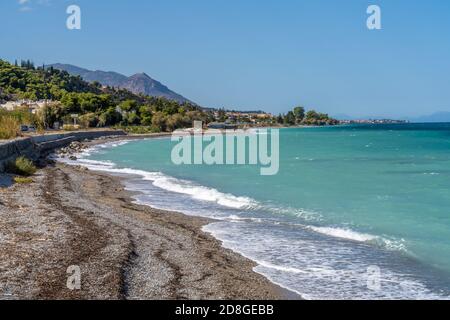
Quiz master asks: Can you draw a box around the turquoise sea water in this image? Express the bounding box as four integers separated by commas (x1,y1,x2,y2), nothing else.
68,124,450,299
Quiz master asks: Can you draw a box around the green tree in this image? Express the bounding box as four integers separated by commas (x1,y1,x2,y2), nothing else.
166,113,185,131
293,106,305,123
79,113,99,128
284,111,296,125
125,112,141,125
119,99,137,112
276,114,284,124
60,92,81,113
98,107,122,127
139,105,153,126
217,108,227,122
151,111,168,132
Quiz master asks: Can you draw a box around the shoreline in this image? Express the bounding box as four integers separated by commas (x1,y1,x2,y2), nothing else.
0,135,301,299
75,135,304,299
86,165,302,300
72,134,303,299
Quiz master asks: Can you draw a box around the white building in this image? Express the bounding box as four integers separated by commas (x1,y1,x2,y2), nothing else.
0,99,52,114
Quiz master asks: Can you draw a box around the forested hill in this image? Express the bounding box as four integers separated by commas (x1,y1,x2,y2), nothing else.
0,59,209,131
0,59,99,101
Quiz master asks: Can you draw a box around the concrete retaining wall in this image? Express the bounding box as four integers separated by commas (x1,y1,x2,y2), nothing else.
0,130,126,172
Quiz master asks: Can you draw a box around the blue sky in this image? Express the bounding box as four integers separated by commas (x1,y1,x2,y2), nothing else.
1,0,450,117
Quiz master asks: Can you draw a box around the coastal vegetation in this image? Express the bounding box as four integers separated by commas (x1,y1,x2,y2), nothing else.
277,106,338,126
6,156,37,176
13,176,34,184
0,113,20,139
0,59,209,132
0,105,44,138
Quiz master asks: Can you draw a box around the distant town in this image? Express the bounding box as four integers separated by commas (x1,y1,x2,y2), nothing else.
338,118,408,125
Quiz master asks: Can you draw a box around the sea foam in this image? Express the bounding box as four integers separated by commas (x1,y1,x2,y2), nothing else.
308,226,377,242
63,154,258,210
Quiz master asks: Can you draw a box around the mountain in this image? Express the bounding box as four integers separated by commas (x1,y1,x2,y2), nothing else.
48,63,192,104
122,72,190,104
407,112,450,123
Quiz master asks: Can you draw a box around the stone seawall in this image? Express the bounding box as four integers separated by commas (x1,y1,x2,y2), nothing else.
0,130,126,172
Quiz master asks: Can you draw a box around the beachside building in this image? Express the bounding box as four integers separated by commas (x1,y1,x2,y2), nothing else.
0,99,52,114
